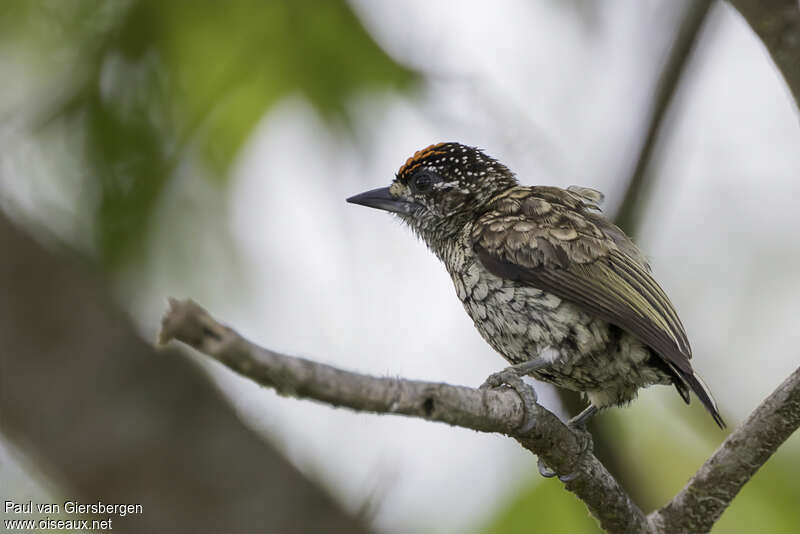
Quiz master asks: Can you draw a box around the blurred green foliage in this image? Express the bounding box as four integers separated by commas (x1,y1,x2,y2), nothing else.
3,0,414,266
713,446,800,533
479,477,600,534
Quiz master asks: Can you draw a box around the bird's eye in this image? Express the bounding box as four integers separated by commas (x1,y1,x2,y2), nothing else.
412,170,440,193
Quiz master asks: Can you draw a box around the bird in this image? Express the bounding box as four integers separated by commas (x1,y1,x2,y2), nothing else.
347,142,724,431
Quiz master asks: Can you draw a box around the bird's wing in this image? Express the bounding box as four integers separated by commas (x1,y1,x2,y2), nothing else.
471,186,692,372
471,187,724,427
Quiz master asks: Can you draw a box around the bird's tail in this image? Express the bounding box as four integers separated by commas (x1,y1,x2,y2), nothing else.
675,369,725,429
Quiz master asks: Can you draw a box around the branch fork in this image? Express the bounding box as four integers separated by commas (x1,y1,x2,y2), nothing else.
158,298,800,534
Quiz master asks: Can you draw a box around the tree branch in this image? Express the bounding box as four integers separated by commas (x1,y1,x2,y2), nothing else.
648,365,800,533
158,298,649,534
728,0,800,111
158,299,800,534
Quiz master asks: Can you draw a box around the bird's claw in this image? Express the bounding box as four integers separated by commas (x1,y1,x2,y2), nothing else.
536,458,581,482
482,367,593,482
537,457,557,478
537,421,594,482
480,368,538,434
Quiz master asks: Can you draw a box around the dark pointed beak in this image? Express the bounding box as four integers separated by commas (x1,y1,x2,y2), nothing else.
346,187,417,215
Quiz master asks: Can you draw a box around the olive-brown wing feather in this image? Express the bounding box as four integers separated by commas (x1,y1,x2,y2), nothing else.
472,190,724,427
470,206,693,374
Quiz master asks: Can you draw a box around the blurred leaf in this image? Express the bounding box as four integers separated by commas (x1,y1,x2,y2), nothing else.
108,0,416,171
0,1,114,49
7,0,416,267
86,87,170,265
478,477,600,534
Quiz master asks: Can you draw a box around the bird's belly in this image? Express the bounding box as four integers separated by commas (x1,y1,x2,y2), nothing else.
452,263,669,405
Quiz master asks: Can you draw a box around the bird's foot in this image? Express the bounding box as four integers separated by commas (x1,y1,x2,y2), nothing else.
480,368,539,434
492,358,550,380
537,417,594,482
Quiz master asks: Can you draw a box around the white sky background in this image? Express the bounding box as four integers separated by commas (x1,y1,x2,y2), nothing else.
2,1,800,533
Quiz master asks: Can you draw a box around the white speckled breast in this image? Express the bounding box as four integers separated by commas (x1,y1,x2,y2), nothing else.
439,226,671,408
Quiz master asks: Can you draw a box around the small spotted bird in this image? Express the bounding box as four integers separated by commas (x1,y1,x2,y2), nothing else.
347,142,724,429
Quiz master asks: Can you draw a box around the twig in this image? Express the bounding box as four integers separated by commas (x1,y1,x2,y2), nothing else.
648,365,800,533
158,298,649,534
728,0,800,111
614,0,713,235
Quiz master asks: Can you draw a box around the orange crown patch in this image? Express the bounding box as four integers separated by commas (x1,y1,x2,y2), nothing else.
397,142,448,179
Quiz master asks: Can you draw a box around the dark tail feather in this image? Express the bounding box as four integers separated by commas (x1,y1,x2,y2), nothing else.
679,370,726,429
673,379,691,405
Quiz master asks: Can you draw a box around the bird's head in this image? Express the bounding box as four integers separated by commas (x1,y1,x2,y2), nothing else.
347,142,517,247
